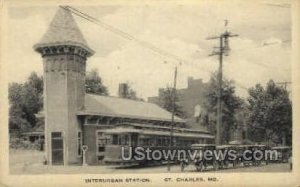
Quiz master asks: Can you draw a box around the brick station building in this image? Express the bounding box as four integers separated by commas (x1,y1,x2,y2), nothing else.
33,8,214,165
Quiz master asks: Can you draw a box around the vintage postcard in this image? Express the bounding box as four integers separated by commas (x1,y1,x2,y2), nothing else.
0,0,299,186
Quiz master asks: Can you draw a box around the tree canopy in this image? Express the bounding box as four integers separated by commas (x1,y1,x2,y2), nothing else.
85,69,109,96
9,69,109,132
118,83,143,101
158,86,186,118
247,80,292,145
202,72,243,144
9,72,43,131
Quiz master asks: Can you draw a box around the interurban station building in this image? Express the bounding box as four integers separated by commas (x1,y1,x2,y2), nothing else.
34,8,214,165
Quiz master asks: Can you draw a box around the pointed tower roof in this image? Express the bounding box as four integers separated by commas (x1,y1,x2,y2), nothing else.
34,7,94,55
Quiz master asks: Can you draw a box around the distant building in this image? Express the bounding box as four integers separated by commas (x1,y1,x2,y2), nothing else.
118,83,129,98
148,77,248,144
20,131,44,143
33,8,214,166
148,77,209,128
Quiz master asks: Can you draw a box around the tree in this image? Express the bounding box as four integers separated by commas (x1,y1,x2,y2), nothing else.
9,83,29,131
202,72,243,144
9,70,109,132
85,69,109,96
9,72,43,132
124,86,138,100
27,71,43,94
158,86,186,118
247,80,292,145
119,82,144,101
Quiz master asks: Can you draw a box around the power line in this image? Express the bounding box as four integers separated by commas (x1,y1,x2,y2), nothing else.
230,41,291,71
61,6,188,65
62,6,290,73
60,5,219,81
263,3,291,8
60,6,287,92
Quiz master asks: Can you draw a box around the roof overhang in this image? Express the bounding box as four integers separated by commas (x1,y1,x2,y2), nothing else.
34,42,94,57
99,127,214,139
77,110,186,123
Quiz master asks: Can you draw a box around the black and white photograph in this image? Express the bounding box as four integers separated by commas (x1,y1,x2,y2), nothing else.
0,0,299,186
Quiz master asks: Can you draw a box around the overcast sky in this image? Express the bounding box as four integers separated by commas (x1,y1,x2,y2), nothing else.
7,1,291,99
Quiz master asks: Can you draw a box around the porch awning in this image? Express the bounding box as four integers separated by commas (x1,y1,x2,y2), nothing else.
100,127,214,139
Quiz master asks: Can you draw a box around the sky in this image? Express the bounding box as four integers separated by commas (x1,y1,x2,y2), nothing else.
6,1,291,99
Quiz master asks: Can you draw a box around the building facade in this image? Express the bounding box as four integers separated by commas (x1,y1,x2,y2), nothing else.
34,8,214,166
148,76,247,144
148,77,209,127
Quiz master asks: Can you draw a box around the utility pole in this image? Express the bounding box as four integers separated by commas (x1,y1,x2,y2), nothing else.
167,66,177,172
276,81,292,99
207,23,238,145
275,81,292,146
276,81,292,90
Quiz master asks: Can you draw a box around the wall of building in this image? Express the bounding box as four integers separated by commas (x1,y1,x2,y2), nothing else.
148,77,208,121
83,125,97,165
177,78,208,120
43,51,86,165
83,124,111,165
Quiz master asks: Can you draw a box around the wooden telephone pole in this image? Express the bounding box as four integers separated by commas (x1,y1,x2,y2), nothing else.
167,66,177,172
207,23,238,145
276,81,292,90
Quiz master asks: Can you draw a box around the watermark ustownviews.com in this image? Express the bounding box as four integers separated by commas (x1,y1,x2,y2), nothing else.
121,147,279,161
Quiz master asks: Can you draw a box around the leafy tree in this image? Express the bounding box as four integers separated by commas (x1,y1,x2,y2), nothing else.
202,72,243,144
119,82,143,101
27,72,43,94
9,83,29,131
158,86,186,118
247,80,292,145
126,88,138,100
9,70,109,132
85,69,109,96
9,72,43,132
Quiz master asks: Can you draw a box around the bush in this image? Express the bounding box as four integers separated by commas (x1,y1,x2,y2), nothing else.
9,137,41,150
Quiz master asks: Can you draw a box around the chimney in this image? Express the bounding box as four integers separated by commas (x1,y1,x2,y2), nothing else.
118,83,128,98
158,88,164,97
187,77,194,88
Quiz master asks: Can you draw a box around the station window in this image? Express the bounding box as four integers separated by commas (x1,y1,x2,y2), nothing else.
145,138,150,146
96,132,110,154
112,135,118,145
163,137,169,146
157,137,162,146
116,134,129,145
86,117,98,124
140,138,150,146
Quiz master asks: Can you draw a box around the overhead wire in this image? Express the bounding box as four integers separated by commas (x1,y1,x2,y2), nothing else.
61,5,188,64
60,6,255,92
60,5,288,93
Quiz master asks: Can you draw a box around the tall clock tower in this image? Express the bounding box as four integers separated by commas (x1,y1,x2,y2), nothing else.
34,8,94,165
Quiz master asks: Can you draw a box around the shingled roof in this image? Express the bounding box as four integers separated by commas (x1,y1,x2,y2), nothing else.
34,7,94,55
77,94,185,123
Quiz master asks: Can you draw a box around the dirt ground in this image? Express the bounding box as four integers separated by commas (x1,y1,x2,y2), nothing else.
9,149,291,174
